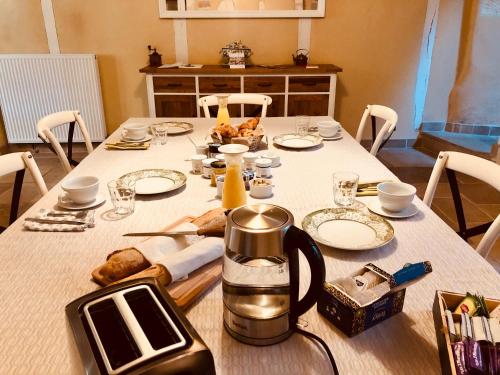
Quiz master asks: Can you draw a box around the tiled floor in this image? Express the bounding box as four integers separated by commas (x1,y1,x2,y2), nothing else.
1,146,498,272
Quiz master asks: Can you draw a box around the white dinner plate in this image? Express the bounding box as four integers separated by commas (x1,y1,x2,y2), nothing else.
367,200,419,219
57,193,106,210
273,133,323,149
302,208,394,250
120,169,187,195
154,122,194,135
120,134,152,143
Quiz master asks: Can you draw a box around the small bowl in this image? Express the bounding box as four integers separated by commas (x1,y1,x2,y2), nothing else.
61,176,99,204
259,152,280,167
317,120,341,138
377,182,416,212
250,178,273,199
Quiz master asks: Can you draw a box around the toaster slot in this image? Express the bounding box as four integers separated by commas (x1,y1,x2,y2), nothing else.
87,298,141,370
124,288,184,350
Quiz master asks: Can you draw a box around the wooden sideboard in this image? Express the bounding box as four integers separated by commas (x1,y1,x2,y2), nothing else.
139,64,342,118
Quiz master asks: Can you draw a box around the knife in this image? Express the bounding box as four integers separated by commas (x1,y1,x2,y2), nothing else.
25,217,88,225
123,226,225,238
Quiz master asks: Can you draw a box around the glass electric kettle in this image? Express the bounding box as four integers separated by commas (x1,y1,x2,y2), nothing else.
222,204,326,345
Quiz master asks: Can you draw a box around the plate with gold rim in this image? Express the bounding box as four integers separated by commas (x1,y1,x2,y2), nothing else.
302,208,394,250
119,169,187,195
272,133,323,149
154,122,194,135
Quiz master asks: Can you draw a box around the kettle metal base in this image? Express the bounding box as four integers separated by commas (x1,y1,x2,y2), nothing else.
223,307,293,346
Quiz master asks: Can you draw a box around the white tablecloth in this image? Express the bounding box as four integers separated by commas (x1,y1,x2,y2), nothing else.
0,117,498,374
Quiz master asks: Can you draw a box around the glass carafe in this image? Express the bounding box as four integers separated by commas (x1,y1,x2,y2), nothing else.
216,95,231,127
218,144,248,209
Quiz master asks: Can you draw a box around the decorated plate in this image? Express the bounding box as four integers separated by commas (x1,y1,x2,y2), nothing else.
272,133,322,149
302,208,394,250
156,122,194,135
119,169,187,195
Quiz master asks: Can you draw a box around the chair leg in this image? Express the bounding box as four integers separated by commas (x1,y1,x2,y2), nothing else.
67,121,79,167
446,168,468,239
371,115,377,147
9,169,25,225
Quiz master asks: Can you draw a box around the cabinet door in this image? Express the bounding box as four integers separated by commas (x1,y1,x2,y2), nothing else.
244,95,285,117
289,76,330,92
153,77,196,93
244,77,285,93
287,95,330,116
154,95,197,117
199,77,241,93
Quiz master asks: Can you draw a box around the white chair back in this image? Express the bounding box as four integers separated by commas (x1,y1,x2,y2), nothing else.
198,94,272,119
0,151,48,227
36,111,94,173
423,151,500,258
0,152,47,195
355,104,398,156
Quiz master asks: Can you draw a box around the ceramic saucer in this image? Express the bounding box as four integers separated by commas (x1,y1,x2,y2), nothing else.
120,134,152,143
57,193,106,210
367,200,418,219
321,132,343,141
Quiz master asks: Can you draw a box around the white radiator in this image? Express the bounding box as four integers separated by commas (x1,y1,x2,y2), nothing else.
0,54,106,143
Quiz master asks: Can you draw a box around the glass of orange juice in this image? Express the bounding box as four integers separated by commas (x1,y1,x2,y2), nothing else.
218,144,249,209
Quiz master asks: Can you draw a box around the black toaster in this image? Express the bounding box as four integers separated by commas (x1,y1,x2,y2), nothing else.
66,278,216,375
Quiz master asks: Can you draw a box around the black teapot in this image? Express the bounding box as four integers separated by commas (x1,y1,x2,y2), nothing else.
292,49,309,66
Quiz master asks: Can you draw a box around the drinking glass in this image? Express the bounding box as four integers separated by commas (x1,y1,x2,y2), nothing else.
295,116,310,136
151,124,168,145
333,172,359,207
108,179,136,217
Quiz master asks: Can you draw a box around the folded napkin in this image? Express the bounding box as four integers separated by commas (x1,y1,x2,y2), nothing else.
105,142,150,150
106,143,149,150
23,209,95,232
157,237,224,282
135,222,200,263
356,180,394,197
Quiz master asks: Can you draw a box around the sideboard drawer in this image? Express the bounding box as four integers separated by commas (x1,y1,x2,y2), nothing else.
199,77,240,93
244,77,285,93
153,77,196,93
289,76,330,92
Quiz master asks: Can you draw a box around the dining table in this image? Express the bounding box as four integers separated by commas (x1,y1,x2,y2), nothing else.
0,116,498,375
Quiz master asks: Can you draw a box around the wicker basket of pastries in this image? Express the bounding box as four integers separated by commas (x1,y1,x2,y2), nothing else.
210,117,264,151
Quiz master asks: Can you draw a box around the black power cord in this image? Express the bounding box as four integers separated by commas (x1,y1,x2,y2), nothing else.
295,327,340,375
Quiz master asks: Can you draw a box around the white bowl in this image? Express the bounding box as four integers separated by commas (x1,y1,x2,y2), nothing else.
250,178,273,199
317,121,341,138
377,182,416,212
61,176,99,204
122,123,149,140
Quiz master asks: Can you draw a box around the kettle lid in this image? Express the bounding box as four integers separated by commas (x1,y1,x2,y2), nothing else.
232,204,290,230
226,204,294,257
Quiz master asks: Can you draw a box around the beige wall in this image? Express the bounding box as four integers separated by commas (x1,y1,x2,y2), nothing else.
53,0,176,134
423,0,464,123
311,0,428,139
187,18,298,64
0,0,49,149
0,0,429,145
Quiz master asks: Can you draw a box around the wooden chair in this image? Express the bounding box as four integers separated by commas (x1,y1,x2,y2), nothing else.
198,94,272,119
355,104,398,156
36,111,94,174
0,152,48,232
423,151,500,258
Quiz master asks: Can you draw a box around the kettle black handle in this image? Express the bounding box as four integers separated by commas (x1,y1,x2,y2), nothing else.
284,225,325,325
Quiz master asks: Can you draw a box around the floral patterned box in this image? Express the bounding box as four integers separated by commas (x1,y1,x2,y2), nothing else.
317,263,406,337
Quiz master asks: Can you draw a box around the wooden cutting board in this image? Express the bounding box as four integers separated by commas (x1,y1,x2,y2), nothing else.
154,210,224,310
